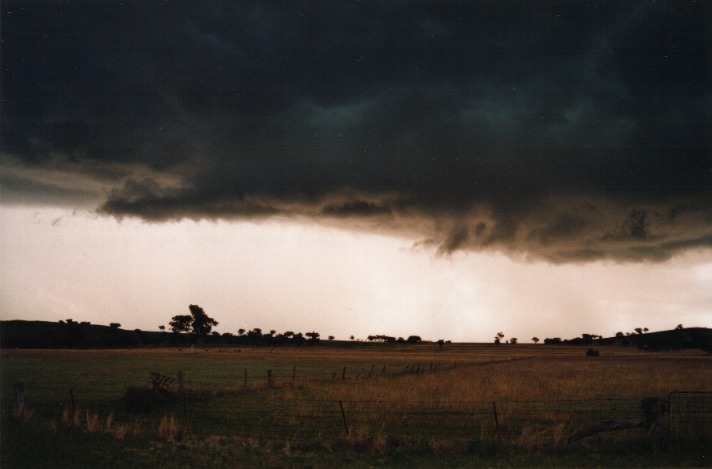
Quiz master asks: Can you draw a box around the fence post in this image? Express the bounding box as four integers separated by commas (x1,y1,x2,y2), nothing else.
492,402,501,443
183,392,188,424
267,369,273,388
338,401,350,436
69,388,76,413
177,371,184,394
13,382,25,418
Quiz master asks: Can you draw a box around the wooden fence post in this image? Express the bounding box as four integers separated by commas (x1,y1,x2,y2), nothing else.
177,371,184,394
267,369,273,388
13,382,25,418
338,401,350,436
492,402,501,443
183,392,188,423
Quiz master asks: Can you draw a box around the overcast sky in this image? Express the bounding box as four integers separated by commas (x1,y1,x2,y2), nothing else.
1,1,710,341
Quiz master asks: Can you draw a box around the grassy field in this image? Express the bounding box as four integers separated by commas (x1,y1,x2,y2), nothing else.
2,344,711,467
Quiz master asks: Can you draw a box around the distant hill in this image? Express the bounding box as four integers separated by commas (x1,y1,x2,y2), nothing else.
562,327,712,352
621,327,712,352
0,320,317,348
0,320,170,348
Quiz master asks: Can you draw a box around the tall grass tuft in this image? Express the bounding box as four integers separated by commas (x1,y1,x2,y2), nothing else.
157,414,186,441
85,411,101,433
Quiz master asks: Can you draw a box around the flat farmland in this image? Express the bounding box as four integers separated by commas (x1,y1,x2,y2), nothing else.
2,344,711,468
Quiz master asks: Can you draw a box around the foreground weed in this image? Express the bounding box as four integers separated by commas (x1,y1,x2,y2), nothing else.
110,418,143,440
60,408,82,428
20,408,34,423
85,411,101,433
112,424,129,440
157,414,186,441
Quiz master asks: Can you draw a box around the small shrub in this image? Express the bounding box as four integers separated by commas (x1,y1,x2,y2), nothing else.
586,348,600,357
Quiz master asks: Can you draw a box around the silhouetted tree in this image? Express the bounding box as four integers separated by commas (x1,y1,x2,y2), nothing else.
306,331,320,344
189,305,218,336
407,335,422,344
170,315,192,333
437,339,445,349
159,325,165,332
532,337,540,344
676,324,684,330
238,328,246,336
510,337,518,344
495,332,504,345
328,335,335,341
293,332,305,346
110,323,121,330
169,305,218,337
634,327,643,335
247,328,263,345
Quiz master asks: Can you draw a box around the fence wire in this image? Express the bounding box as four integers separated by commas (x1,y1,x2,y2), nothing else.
668,391,712,449
3,366,709,449
2,393,650,445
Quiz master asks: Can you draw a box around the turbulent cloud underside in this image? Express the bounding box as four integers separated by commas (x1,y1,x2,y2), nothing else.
1,1,711,262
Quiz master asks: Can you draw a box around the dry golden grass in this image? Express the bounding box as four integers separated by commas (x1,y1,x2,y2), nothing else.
3,344,710,452
309,354,712,404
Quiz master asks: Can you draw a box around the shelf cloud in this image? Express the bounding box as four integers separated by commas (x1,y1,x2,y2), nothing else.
2,1,710,262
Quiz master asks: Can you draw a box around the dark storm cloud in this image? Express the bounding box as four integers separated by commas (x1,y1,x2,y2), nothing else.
2,1,711,262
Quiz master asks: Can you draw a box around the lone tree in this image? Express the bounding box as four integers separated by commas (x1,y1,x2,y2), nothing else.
305,331,321,344
532,337,540,344
169,305,218,337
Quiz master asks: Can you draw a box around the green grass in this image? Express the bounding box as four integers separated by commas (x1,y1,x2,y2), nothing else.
2,345,711,467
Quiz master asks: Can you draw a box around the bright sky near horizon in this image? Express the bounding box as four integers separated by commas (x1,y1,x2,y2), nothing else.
1,2,711,342
2,205,710,342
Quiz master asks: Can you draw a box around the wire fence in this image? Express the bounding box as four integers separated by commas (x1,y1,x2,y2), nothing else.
0,392,670,448
668,391,712,449
3,368,711,450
